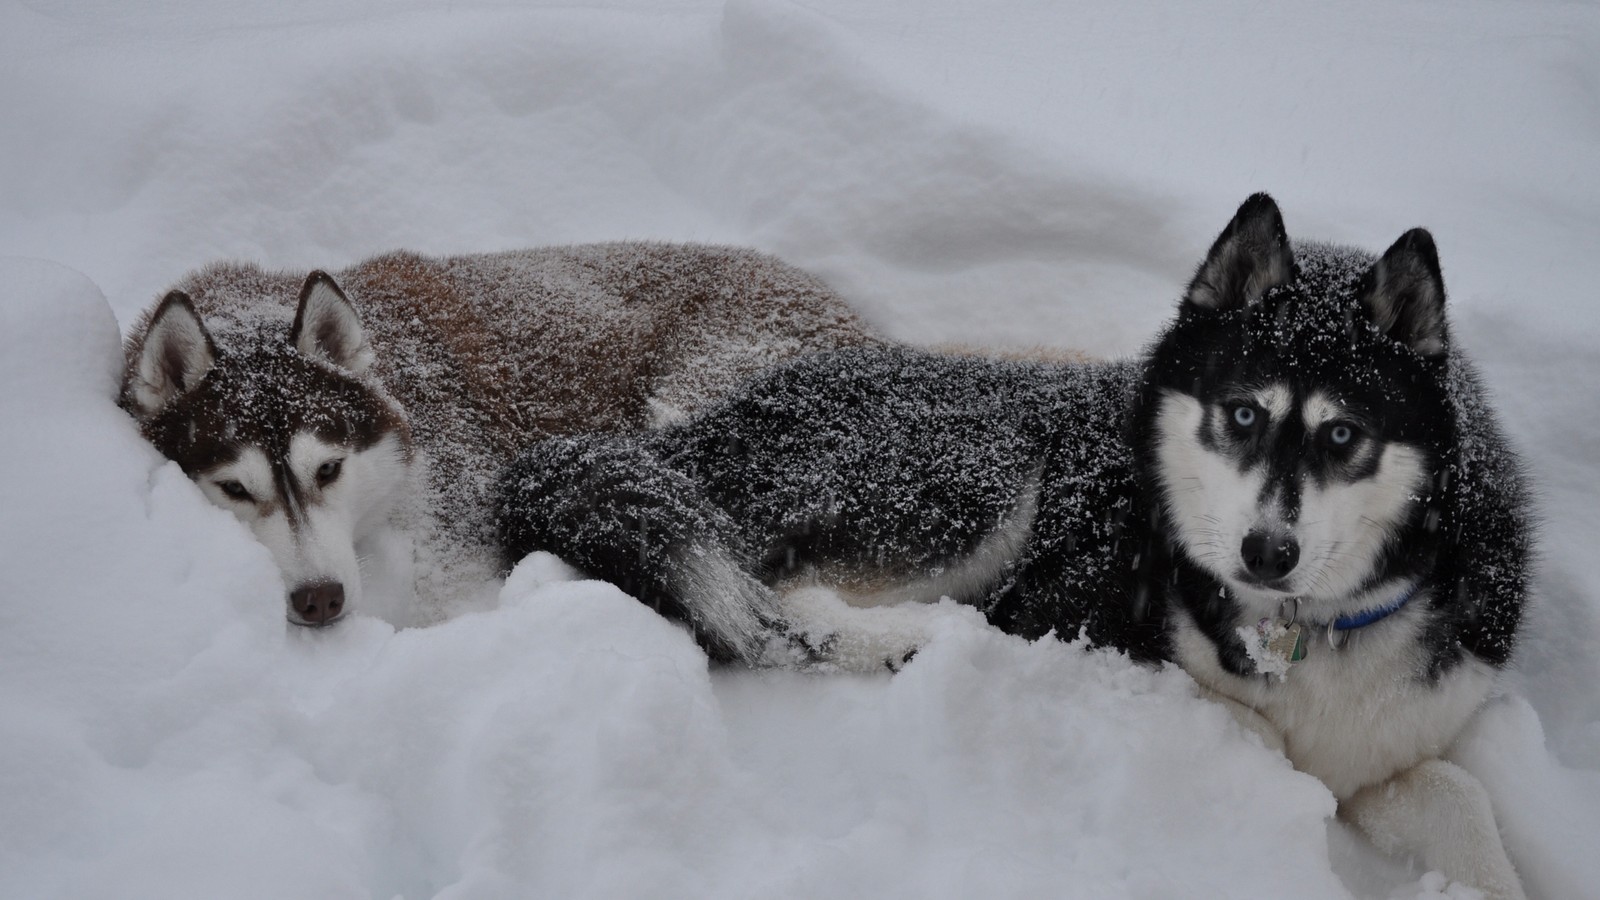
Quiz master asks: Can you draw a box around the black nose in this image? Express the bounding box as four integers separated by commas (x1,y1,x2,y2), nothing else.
289,582,346,625
1241,532,1299,581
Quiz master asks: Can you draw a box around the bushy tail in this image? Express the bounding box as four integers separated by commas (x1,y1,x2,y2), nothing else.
498,434,795,665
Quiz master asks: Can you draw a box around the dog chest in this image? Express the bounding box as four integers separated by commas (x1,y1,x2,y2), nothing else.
1170,607,1496,799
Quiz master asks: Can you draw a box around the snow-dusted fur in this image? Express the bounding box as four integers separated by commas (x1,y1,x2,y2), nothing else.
499,196,1532,897
121,243,877,624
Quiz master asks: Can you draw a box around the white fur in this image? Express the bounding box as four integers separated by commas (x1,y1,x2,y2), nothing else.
200,433,411,624
1180,590,1523,899
1254,384,1292,421
1172,597,1495,798
645,395,689,428
1159,380,1484,793
1343,759,1526,900
1154,390,1428,619
1292,443,1425,607
1153,391,1273,588
776,585,932,673
1207,666,1524,899
1155,386,1516,897
131,303,213,415
672,547,788,665
1301,391,1340,431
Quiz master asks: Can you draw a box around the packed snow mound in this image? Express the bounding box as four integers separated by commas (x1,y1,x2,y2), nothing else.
0,257,122,406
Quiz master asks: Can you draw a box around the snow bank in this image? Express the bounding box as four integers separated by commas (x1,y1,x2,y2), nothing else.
4,0,1600,897
0,267,1345,896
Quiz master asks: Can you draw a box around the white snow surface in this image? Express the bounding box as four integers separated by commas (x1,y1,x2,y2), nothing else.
4,1,1600,897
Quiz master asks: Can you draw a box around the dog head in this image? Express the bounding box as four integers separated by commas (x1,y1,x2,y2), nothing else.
122,271,413,626
1139,194,1454,617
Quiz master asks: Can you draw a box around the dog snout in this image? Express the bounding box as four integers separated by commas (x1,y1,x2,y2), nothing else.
1241,531,1299,582
289,582,346,626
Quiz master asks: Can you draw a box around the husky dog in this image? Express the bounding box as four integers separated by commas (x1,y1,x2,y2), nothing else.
121,244,876,626
499,196,1532,897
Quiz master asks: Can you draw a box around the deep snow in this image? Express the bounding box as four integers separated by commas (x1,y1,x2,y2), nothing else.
3,1,1600,897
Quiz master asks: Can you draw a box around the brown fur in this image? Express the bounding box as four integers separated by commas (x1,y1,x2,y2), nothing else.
124,243,881,613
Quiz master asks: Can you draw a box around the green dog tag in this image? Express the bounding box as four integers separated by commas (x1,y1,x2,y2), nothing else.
1267,623,1306,663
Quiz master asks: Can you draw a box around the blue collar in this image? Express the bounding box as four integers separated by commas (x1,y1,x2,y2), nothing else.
1331,583,1420,631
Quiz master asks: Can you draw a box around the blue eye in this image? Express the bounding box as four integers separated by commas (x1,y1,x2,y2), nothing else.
316,459,343,486
1330,425,1353,446
1232,406,1257,427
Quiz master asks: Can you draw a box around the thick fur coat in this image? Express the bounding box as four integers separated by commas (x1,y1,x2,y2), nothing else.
122,243,878,622
500,197,1532,897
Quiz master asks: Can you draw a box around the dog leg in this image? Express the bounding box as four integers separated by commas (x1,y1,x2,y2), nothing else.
1341,758,1524,900
499,434,789,665
774,586,931,673
1195,687,1287,755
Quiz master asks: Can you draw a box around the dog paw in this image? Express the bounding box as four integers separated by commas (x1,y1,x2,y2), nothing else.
754,625,837,669
885,647,918,673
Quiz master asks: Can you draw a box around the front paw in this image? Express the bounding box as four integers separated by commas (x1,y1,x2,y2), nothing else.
885,646,918,673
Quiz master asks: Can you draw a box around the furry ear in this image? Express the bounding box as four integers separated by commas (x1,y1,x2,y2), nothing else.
127,291,216,417
290,271,374,374
1358,228,1448,357
1184,193,1296,312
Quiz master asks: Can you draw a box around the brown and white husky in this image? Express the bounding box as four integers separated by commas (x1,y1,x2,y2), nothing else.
121,243,876,626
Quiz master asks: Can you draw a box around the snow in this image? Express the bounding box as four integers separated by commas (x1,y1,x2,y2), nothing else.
2,1,1599,897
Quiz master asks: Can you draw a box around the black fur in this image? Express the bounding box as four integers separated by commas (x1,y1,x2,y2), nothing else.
499,434,778,663
1136,221,1527,676
498,195,1530,678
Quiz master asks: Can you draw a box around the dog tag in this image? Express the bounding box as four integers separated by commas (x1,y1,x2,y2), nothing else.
1238,617,1306,680
1267,622,1307,663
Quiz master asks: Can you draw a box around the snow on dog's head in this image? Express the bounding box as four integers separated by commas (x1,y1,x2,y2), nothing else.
121,272,413,626
1137,193,1455,618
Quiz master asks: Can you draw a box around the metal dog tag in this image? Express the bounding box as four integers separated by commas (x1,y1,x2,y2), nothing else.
1266,623,1306,664
1238,616,1306,680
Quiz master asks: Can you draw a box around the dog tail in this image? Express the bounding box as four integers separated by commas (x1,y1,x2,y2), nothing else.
498,434,796,665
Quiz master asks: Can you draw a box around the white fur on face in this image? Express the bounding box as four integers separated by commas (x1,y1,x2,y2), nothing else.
1294,442,1425,602
1301,391,1341,432
300,431,412,538
1256,384,1292,421
1154,389,1427,614
197,432,412,623
1154,391,1272,593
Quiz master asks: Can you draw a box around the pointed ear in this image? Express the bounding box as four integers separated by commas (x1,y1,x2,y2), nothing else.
1184,193,1296,312
290,271,374,374
1358,228,1448,357
126,291,216,417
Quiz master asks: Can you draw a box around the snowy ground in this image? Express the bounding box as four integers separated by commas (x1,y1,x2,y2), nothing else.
4,1,1600,897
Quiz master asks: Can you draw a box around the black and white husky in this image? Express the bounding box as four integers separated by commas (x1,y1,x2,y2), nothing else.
120,244,876,626
499,195,1533,898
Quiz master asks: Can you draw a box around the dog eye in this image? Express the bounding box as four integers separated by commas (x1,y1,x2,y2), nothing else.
1231,405,1258,428
1328,424,1356,446
217,480,253,501
316,459,344,487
